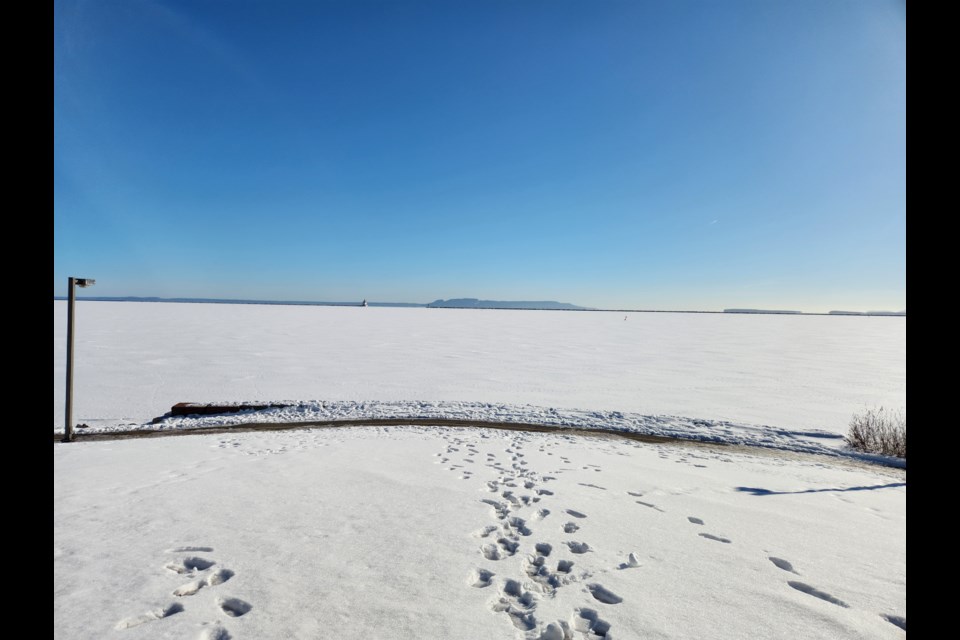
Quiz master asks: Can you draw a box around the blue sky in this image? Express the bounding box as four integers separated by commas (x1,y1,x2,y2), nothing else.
54,0,905,312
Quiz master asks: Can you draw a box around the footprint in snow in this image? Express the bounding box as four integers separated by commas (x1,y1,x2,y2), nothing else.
523,554,563,593
635,500,664,512
197,624,231,640
563,522,580,533
687,517,704,525
490,579,538,631
571,607,611,637
174,569,234,596
565,509,587,519
566,541,591,554
698,533,731,543
787,580,850,609
482,538,519,560
217,596,253,617
768,557,798,574
469,567,495,588
881,614,906,631
587,583,623,604
507,516,532,537
787,581,848,608
115,603,184,629
165,557,216,575
480,498,510,520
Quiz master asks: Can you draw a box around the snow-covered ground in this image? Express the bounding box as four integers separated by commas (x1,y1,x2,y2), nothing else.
53,302,905,440
54,426,906,639
122,399,892,464
53,301,906,638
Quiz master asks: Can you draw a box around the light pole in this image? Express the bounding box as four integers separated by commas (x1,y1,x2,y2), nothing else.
63,277,95,443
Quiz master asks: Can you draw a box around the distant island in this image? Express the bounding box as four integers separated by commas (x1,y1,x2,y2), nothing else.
725,308,905,316
427,298,590,310
723,309,803,315
829,310,907,316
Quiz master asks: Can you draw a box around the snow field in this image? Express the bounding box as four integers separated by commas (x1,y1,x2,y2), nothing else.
54,425,906,639
53,302,906,436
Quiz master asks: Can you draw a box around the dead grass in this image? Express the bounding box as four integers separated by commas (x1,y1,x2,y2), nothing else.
846,407,906,458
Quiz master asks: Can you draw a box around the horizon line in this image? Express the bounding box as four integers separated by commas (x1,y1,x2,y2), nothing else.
52,295,906,317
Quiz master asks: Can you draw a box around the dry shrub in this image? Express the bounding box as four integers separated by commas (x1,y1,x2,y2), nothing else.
846,407,906,458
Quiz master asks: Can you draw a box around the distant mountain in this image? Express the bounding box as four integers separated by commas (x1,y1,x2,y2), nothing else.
830,310,906,316
723,309,802,315
427,298,590,310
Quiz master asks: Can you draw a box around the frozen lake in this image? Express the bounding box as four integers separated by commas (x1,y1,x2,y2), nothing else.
53,301,905,434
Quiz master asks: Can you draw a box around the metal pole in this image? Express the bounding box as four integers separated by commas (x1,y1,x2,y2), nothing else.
63,277,76,443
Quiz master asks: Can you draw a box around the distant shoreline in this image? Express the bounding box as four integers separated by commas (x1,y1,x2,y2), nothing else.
52,296,905,317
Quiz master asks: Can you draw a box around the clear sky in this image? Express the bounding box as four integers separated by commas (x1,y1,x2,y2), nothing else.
54,0,905,312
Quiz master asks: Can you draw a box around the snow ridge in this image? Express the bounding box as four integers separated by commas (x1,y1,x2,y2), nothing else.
61,400,903,466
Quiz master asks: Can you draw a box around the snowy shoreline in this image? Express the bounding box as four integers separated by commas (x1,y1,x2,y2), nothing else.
55,399,905,468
